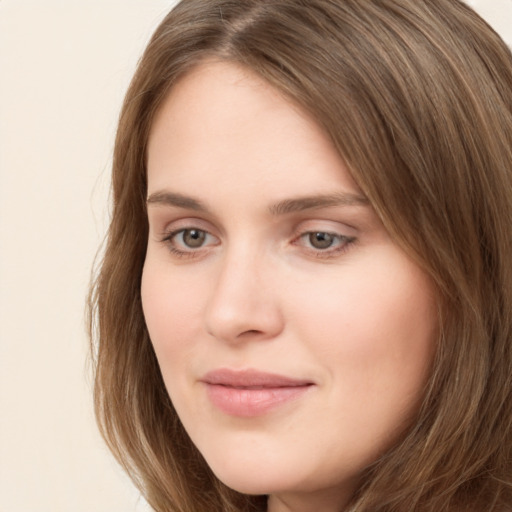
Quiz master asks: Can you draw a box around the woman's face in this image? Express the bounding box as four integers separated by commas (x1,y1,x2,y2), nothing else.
142,61,437,512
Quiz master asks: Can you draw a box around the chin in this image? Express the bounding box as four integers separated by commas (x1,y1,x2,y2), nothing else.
217,476,272,496
205,455,300,496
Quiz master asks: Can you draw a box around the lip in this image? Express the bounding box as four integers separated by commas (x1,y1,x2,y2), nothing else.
200,369,314,417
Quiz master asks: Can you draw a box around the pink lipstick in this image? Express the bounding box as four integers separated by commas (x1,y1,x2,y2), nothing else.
201,369,314,417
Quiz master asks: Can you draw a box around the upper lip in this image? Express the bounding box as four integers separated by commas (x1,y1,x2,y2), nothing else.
201,369,314,388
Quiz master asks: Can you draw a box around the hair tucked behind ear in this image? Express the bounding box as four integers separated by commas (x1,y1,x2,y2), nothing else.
88,1,512,510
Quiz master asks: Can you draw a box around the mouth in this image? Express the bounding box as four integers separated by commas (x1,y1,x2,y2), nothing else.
200,369,314,417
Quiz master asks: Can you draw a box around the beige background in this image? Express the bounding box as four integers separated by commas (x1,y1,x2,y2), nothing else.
0,1,510,511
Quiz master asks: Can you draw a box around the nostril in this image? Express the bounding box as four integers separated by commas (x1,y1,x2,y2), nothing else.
240,329,263,336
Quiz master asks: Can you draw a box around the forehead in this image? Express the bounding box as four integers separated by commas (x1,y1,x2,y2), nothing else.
147,60,362,202
148,59,316,164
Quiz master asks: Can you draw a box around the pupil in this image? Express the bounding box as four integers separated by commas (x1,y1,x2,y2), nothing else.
310,232,334,249
184,229,205,248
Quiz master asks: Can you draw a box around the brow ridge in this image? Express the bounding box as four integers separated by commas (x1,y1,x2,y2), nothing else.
146,191,208,211
146,190,369,215
269,192,369,216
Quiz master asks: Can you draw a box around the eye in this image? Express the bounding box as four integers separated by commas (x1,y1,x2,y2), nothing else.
178,229,207,248
306,232,338,250
162,227,219,257
295,230,356,258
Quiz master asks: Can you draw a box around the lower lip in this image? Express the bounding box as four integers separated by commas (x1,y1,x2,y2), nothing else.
204,384,312,417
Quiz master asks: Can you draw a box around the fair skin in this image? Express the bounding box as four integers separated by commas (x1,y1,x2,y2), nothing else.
142,60,437,512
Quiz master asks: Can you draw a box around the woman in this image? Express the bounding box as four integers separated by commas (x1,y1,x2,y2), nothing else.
89,1,512,510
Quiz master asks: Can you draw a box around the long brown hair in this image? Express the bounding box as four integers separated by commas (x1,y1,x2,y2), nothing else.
88,1,512,510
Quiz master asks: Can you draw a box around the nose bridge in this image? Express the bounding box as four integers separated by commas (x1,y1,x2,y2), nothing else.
204,241,283,343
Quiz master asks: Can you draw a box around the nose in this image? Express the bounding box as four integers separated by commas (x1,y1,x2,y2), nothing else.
204,250,284,344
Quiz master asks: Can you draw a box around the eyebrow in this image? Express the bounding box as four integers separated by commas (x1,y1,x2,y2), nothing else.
268,192,369,215
146,190,369,215
147,191,208,211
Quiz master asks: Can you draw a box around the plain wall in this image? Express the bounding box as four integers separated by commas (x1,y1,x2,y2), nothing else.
0,1,510,511
0,2,176,511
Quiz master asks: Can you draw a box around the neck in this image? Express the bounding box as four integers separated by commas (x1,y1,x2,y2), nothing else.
267,486,353,512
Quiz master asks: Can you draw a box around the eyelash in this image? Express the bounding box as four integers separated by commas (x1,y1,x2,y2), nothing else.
160,228,356,260
161,228,219,260
293,231,356,259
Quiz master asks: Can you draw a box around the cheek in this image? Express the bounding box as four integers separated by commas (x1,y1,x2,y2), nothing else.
140,262,205,367
293,261,435,348
290,252,437,413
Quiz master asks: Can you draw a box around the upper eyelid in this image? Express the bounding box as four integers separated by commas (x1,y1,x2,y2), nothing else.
146,205,223,233
163,227,217,243
292,219,358,237
154,216,357,241
154,216,218,236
